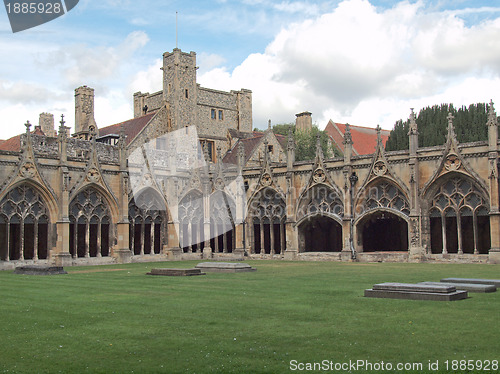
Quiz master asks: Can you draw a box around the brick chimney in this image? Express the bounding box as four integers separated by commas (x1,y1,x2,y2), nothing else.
295,111,312,131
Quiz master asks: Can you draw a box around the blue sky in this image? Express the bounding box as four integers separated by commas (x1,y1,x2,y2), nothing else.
1,0,500,139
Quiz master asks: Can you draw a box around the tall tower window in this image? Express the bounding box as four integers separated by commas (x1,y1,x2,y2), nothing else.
218,110,224,120
211,109,216,119
185,89,189,99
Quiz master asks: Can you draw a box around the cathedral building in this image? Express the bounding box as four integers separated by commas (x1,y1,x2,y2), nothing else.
0,48,499,269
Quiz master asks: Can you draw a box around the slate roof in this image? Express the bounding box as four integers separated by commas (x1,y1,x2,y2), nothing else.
98,111,157,145
325,120,390,156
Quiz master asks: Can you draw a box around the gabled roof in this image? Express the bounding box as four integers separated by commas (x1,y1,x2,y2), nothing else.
0,126,46,152
325,120,390,156
98,111,157,145
222,130,287,165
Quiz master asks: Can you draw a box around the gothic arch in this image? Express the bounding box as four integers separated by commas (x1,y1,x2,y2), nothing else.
0,183,53,261
355,177,410,218
424,173,490,254
355,209,409,252
248,187,286,255
295,183,344,223
129,187,167,256
210,190,236,253
69,187,113,258
178,190,204,253
70,182,119,223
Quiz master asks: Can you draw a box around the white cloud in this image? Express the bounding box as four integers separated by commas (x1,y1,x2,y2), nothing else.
197,0,500,129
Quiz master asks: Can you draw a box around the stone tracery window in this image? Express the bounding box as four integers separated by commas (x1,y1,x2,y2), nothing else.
296,184,343,221
178,191,204,253
0,184,50,261
69,188,111,258
249,188,286,255
129,189,165,256
362,181,410,216
429,177,489,254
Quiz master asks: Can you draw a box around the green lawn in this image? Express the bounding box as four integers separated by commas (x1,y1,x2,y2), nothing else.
0,261,499,373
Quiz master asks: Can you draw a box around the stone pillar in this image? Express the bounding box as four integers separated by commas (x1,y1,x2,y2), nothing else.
486,101,500,263
407,109,424,262
54,116,72,266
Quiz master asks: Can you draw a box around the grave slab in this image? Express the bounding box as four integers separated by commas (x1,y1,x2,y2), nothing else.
372,282,456,294
420,281,496,293
195,262,256,273
440,278,500,287
364,289,468,301
147,268,205,276
14,265,67,275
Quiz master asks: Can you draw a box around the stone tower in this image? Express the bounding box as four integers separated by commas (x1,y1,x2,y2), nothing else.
74,85,98,139
162,48,198,130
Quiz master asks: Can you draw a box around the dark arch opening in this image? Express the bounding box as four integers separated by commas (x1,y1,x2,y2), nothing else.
298,216,342,252
359,211,408,252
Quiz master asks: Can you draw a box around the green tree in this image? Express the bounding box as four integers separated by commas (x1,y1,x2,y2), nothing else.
272,123,339,161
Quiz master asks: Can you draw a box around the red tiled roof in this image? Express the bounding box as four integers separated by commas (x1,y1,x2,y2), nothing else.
0,126,46,152
98,112,156,145
325,120,390,156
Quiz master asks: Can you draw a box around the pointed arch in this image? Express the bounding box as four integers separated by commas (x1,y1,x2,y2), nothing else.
424,173,490,254
178,189,204,253
0,183,53,261
70,182,119,222
210,190,236,253
248,187,286,255
355,177,410,217
295,183,344,222
128,187,167,256
69,187,113,258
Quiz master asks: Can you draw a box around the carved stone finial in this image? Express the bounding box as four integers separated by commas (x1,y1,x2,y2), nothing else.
287,127,295,151
408,108,418,135
25,120,31,133
268,119,271,130
447,112,456,139
487,100,498,127
315,132,323,159
203,141,210,162
376,124,382,147
216,145,222,163
343,123,352,145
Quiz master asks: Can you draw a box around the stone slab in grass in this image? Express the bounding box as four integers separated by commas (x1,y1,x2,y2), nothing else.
372,282,456,294
147,268,205,276
364,288,468,301
195,262,256,273
440,278,500,287
420,281,496,293
14,265,67,275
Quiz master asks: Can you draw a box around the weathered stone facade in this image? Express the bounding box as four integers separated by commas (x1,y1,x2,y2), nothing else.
1,49,499,269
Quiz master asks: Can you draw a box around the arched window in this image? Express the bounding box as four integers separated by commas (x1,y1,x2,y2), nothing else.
210,190,236,253
178,191,204,253
69,189,111,258
296,184,343,253
249,188,286,255
0,184,50,261
361,181,410,216
429,177,489,254
129,189,165,256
